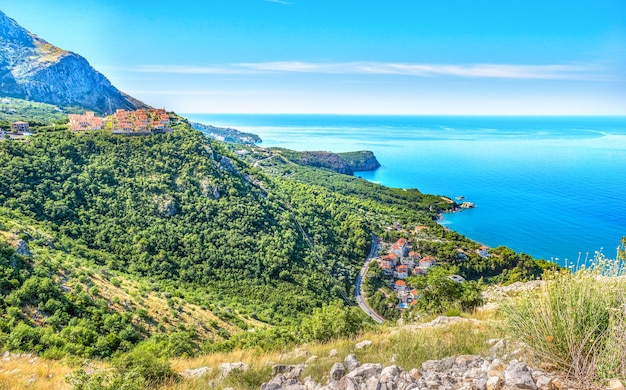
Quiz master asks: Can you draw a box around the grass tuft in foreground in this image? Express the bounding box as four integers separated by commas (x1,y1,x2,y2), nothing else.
502,247,626,385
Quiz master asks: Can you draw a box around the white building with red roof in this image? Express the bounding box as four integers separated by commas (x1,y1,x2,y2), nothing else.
390,238,410,258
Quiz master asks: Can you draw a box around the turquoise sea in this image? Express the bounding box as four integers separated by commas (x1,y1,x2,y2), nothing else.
183,114,626,266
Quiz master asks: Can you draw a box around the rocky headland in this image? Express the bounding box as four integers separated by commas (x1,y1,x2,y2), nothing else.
275,149,381,176
337,151,382,172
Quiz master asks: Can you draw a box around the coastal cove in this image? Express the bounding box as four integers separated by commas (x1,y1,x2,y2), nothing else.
184,114,626,266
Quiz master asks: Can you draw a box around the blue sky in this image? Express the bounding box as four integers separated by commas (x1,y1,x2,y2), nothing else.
2,0,625,114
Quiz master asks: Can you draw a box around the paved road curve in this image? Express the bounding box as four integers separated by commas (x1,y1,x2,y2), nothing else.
354,236,385,323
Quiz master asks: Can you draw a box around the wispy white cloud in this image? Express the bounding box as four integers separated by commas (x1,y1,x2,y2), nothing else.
131,65,247,74
264,0,292,4
127,61,604,80
238,61,601,80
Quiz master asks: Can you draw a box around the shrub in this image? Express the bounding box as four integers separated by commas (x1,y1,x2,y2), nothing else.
502,251,626,385
8,323,43,351
299,300,369,343
164,331,197,357
66,368,145,390
222,365,273,390
112,343,177,384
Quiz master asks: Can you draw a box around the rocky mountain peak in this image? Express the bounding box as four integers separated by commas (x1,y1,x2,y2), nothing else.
0,9,149,113
0,10,33,47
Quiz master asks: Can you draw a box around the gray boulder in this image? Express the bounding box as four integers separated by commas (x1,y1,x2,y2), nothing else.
219,362,249,378
329,362,346,381
422,356,455,371
272,364,306,380
179,366,211,378
379,365,401,383
503,361,537,390
344,354,360,371
354,340,373,350
303,376,322,390
15,240,31,257
345,363,383,380
261,383,282,390
337,376,359,390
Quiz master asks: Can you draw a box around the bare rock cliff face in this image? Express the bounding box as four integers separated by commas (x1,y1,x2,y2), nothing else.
0,10,148,112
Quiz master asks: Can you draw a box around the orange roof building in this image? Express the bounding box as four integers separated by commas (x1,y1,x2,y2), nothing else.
391,238,410,257
394,280,406,288
68,112,104,131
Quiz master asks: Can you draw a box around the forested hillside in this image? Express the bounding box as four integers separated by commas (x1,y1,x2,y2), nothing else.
0,120,458,358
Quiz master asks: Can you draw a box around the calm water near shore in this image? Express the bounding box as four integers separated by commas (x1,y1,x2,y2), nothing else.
184,114,626,266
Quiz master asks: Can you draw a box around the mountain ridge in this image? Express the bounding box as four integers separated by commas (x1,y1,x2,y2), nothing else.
0,9,148,113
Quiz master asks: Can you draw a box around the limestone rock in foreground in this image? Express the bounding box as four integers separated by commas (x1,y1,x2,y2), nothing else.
261,353,566,390
179,366,211,378
504,360,537,390
343,354,360,372
219,362,249,378
354,340,373,350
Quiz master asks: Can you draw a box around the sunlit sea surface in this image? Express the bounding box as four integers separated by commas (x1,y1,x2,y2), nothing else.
184,114,626,266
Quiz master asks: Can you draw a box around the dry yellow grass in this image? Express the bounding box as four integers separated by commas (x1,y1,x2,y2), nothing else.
33,39,68,64
0,231,17,247
0,354,101,390
0,313,498,390
159,316,499,389
86,271,249,340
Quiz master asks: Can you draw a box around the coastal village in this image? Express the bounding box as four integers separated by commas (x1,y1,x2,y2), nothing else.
374,236,489,310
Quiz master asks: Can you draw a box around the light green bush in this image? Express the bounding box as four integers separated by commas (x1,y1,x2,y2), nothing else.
66,368,146,390
502,249,626,385
112,343,177,385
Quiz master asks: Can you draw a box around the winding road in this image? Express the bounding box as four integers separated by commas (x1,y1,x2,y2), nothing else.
354,236,385,323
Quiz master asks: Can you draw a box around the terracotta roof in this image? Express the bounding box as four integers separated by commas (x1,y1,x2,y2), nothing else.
395,280,406,287
391,238,408,249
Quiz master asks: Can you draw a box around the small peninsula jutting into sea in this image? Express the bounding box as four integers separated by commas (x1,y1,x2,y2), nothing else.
1,3,625,390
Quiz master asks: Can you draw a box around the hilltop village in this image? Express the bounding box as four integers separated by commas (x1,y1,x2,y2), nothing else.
69,108,173,135
2,107,175,141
